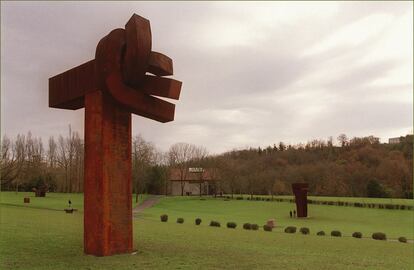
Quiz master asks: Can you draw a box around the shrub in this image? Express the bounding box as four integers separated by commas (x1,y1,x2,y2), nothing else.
243,223,252,230
177,218,184,224
352,232,362,238
354,202,363,207
160,214,168,222
251,224,259,230
398,237,407,243
316,231,325,236
284,226,297,233
372,232,386,240
331,230,341,237
263,224,272,232
367,180,389,198
385,204,394,210
210,221,220,227
195,218,202,225
300,227,310,235
227,222,237,229
236,196,243,200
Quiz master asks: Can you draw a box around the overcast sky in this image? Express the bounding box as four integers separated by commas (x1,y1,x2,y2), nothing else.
1,1,413,154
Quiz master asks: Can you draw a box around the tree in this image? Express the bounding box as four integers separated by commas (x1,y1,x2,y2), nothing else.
168,143,207,196
366,179,389,198
132,135,156,202
220,156,240,198
0,135,25,189
337,134,348,147
47,137,57,168
278,142,286,151
192,146,208,197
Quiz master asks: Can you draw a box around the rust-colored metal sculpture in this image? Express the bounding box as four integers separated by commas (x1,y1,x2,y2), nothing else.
33,186,48,197
49,14,182,256
292,183,309,218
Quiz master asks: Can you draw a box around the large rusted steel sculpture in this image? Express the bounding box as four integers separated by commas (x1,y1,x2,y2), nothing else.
49,14,181,256
292,183,309,218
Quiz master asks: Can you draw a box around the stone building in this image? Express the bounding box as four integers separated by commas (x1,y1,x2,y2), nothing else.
169,168,218,196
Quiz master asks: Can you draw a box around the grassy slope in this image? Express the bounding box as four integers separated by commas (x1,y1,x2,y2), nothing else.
0,193,413,270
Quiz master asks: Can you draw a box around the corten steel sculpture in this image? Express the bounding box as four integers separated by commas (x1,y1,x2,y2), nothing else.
49,14,182,256
292,183,309,218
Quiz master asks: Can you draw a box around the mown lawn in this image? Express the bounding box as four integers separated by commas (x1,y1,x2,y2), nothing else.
0,192,413,270
0,192,147,211
143,196,414,239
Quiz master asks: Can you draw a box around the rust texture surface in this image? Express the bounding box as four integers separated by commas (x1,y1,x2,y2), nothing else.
48,13,182,256
292,183,309,218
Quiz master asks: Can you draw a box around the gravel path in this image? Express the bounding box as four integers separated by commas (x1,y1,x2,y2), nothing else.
133,196,162,214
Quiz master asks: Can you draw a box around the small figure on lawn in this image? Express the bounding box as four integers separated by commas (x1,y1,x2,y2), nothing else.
289,211,292,218
68,199,72,209
293,210,296,218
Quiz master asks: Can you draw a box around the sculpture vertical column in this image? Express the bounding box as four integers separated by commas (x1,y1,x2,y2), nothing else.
292,183,309,218
84,90,132,256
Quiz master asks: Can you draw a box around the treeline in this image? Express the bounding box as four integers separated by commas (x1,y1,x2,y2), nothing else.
1,128,412,199
0,126,207,199
215,134,413,199
1,127,84,193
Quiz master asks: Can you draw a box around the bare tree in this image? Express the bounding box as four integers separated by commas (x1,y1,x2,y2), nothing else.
132,135,156,202
337,134,348,147
1,135,25,189
73,132,84,192
192,146,208,197
168,143,206,196
47,136,57,168
57,134,69,192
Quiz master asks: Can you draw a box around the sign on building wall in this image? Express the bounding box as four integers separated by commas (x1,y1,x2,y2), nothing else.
189,167,204,173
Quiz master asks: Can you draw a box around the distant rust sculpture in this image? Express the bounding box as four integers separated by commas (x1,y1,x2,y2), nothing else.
33,186,48,197
292,183,309,218
49,14,182,256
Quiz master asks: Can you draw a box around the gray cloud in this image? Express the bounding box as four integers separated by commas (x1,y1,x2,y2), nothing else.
1,1,412,154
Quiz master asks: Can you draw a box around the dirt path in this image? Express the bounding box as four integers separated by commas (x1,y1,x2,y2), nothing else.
133,196,162,214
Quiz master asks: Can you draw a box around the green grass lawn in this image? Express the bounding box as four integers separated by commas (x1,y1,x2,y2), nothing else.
1,192,413,270
0,192,147,211
142,196,414,239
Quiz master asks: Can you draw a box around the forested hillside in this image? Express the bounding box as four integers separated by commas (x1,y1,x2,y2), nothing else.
214,135,413,198
1,129,412,199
